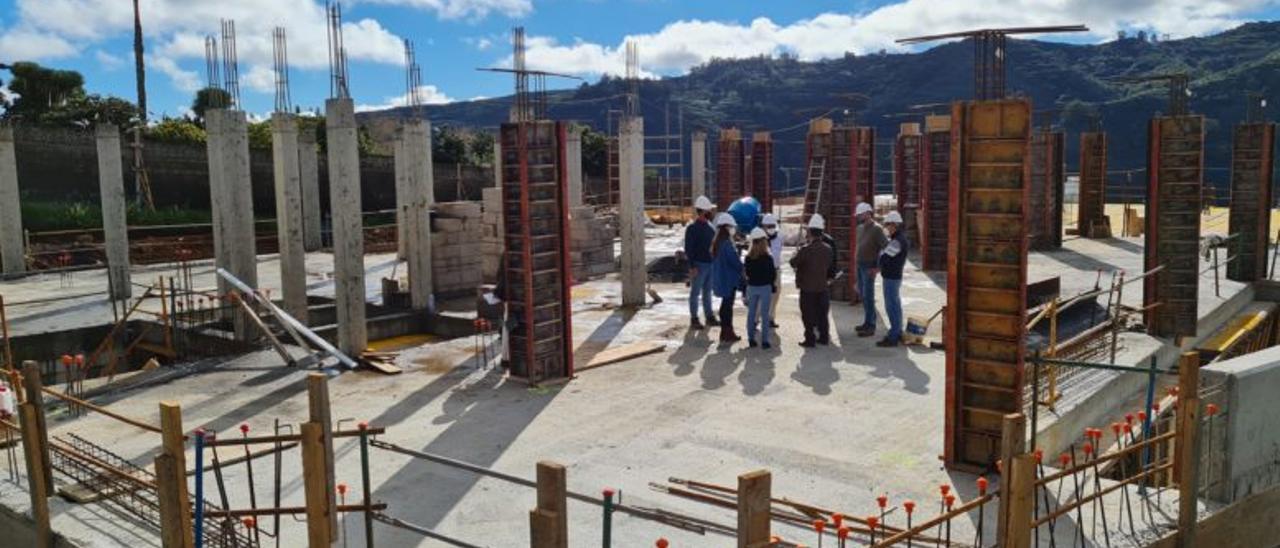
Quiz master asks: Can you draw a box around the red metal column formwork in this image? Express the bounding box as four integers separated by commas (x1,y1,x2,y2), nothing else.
499,120,574,383
1077,132,1109,238
826,125,874,302
750,131,774,213
1144,115,1204,339
944,99,1031,472
921,115,953,271
1226,122,1276,282
895,123,924,248
716,128,745,209
1028,130,1065,250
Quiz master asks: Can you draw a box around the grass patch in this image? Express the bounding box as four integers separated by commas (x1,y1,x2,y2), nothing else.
21,200,213,232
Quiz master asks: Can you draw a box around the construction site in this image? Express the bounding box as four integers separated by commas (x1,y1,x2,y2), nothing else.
2,9,1280,548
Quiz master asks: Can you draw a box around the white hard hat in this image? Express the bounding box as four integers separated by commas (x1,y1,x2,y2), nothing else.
694,195,714,211
855,202,874,216
714,212,737,227
807,214,826,230
749,227,767,240
884,210,904,224
761,213,777,226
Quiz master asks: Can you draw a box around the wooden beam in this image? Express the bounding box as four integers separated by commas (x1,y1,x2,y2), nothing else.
159,401,194,548
154,453,186,548
307,373,337,542
533,461,568,548
300,421,330,548
1006,454,1036,548
997,413,1026,541
1176,351,1201,547
529,508,561,548
18,402,52,548
20,361,52,489
736,469,771,547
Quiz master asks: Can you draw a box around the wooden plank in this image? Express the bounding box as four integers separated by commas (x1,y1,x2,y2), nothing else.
21,361,52,488
578,341,666,372
736,469,771,548
235,297,294,365
360,357,403,375
535,461,568,548
529,508,560,548
300,421,330,548
1177,351,1201,547
154,453,186,548
306,374,338,542
997,413,1026,541
18,402,52,548
159,401,194,548
1006,454,1036,548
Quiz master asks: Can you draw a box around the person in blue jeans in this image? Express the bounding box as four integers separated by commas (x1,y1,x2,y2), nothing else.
877,211,909,347
743,228,777,349
684,196,717,329
711,213,744,343
854,202,888,338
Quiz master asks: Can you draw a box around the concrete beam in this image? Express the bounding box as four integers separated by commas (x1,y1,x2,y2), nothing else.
325,98,368,355
221,110,259,341
691,131,706,201
0,125,24,275
403,120,434,311
565,127,583,207
393,133,409,260
95,124,131,300
618,117,647,306
298,130,323,252
271,113,308,323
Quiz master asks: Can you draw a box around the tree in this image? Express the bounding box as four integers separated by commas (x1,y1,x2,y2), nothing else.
247,120,273,149
146,117,206,144
469,131,494,166
432,125,468,164
191,87,233,123
4,62,86,121
580,127,608,177
39,94,139,128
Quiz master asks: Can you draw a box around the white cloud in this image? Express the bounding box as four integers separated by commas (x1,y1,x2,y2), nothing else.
356,84,454,112
148,55,201,92
500,0,1275,78
94,49,127,70
0,26,79,60
362,0,531,20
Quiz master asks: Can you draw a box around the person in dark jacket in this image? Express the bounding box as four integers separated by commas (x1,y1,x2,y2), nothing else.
711,213,743,343
744,228,777,349
877,211,909,347
790,215,834,347
684,196,718,329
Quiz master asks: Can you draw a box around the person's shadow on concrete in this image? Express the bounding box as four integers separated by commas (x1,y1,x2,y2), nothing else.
667,329,712,377
738,347,777,396
700,343,743,390
791,346,840,395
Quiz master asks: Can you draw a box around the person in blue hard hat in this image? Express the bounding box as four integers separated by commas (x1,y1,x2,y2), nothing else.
877,210,909,347
684,195,718,330
711,212,743,344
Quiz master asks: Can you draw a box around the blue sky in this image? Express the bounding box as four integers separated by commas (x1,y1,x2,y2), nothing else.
2,0,1278,119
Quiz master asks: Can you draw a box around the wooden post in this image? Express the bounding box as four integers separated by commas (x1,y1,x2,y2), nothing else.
1006,454,1036,548
20,361,52,489
307,373,337,542
159,401,194,548
18,402,52,548
301,421,331,548
529,461,567,548
1176,351,1201,547
154,453,186,548
737,469,771,548
996,413,1027,543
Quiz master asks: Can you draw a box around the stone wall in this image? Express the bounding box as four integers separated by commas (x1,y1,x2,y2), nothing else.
477,187,616,285
431,201,484,298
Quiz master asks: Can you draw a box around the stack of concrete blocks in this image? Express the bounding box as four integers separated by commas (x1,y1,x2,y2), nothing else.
431,201,484,298
479,187,504,284
570,207,616,281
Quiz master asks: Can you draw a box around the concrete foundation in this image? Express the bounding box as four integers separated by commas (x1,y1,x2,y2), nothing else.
0,125,25,275
299,130,323,252
566,126,583,207
403,120,434,310
1204,343,1280,503
394,134,409,260
618,117,647,306
271,113,308,323
691,131,706,200
94,124,131,300
325,98,368,355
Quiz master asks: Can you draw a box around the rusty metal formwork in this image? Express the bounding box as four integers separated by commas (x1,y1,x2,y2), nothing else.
499,120,574,382
944,99,1031,472
716,128,746,209
1227,122,1276,282
921,115,953,271
895,124,924,248
829,126,875,302
1077,132,1109,238
750,132,774,212
1029,131,1065,250
1144,115,1205,339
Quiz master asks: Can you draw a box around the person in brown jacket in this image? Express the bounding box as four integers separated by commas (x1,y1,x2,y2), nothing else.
789,214,834,347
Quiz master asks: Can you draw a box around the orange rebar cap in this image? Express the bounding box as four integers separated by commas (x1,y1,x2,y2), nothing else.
242,517,256,529
903,500,915,514
239,423,249,434
831,513,844,528
337,483,348,496
655,539,669,548
60,354,73,367
812,519,825,532
939,484,950,497
602,488,615,498
976,476,988,494
876,494,888,508
944,494,955,509
1059,453,1071,466
1033,449,1044,463
867,516,879,529
837,526,850,539
1083,442,1094,455
1206,403,1220,416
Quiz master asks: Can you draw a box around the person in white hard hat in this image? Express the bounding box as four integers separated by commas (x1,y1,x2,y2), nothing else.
877,210,910,347
710,213,743,343
790,214,834,347
684,196,718,329
760,214,784,327
854,202,888,337
744,227,777,349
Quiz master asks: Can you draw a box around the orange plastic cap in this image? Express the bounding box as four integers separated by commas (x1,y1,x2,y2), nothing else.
867,516,879,529
903,500,915,514
813,519,826,532
239,423,249,434
1083,442,1094,455
831,513,844,527
1206,403,1220,416
837,526,850,539
655,539,669,548
337,483,348,496
939,484,950,496
242,517,256,529
945,494,955,509
876,494,888,508
976,476,988,494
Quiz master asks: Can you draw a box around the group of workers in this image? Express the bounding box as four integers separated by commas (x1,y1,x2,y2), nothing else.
683,195,909,349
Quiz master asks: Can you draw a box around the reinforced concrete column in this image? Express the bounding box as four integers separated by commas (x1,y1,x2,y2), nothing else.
271,113,308,323
404,120,434,310
618,117,647,306
393,133,409,259
691,131,707,201
95,124,131,300
325,98,368,355
205,110,229,296
0,125,24,275
222,110,259,340
299,130,323,252
565,126,583,207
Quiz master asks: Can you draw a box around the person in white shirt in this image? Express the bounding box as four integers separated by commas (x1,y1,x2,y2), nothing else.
761,214,784,327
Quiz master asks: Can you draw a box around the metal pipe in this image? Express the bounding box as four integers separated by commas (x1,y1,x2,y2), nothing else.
360,425,375,548
216,268,358,369
371,513,484,548
195,432,206,548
